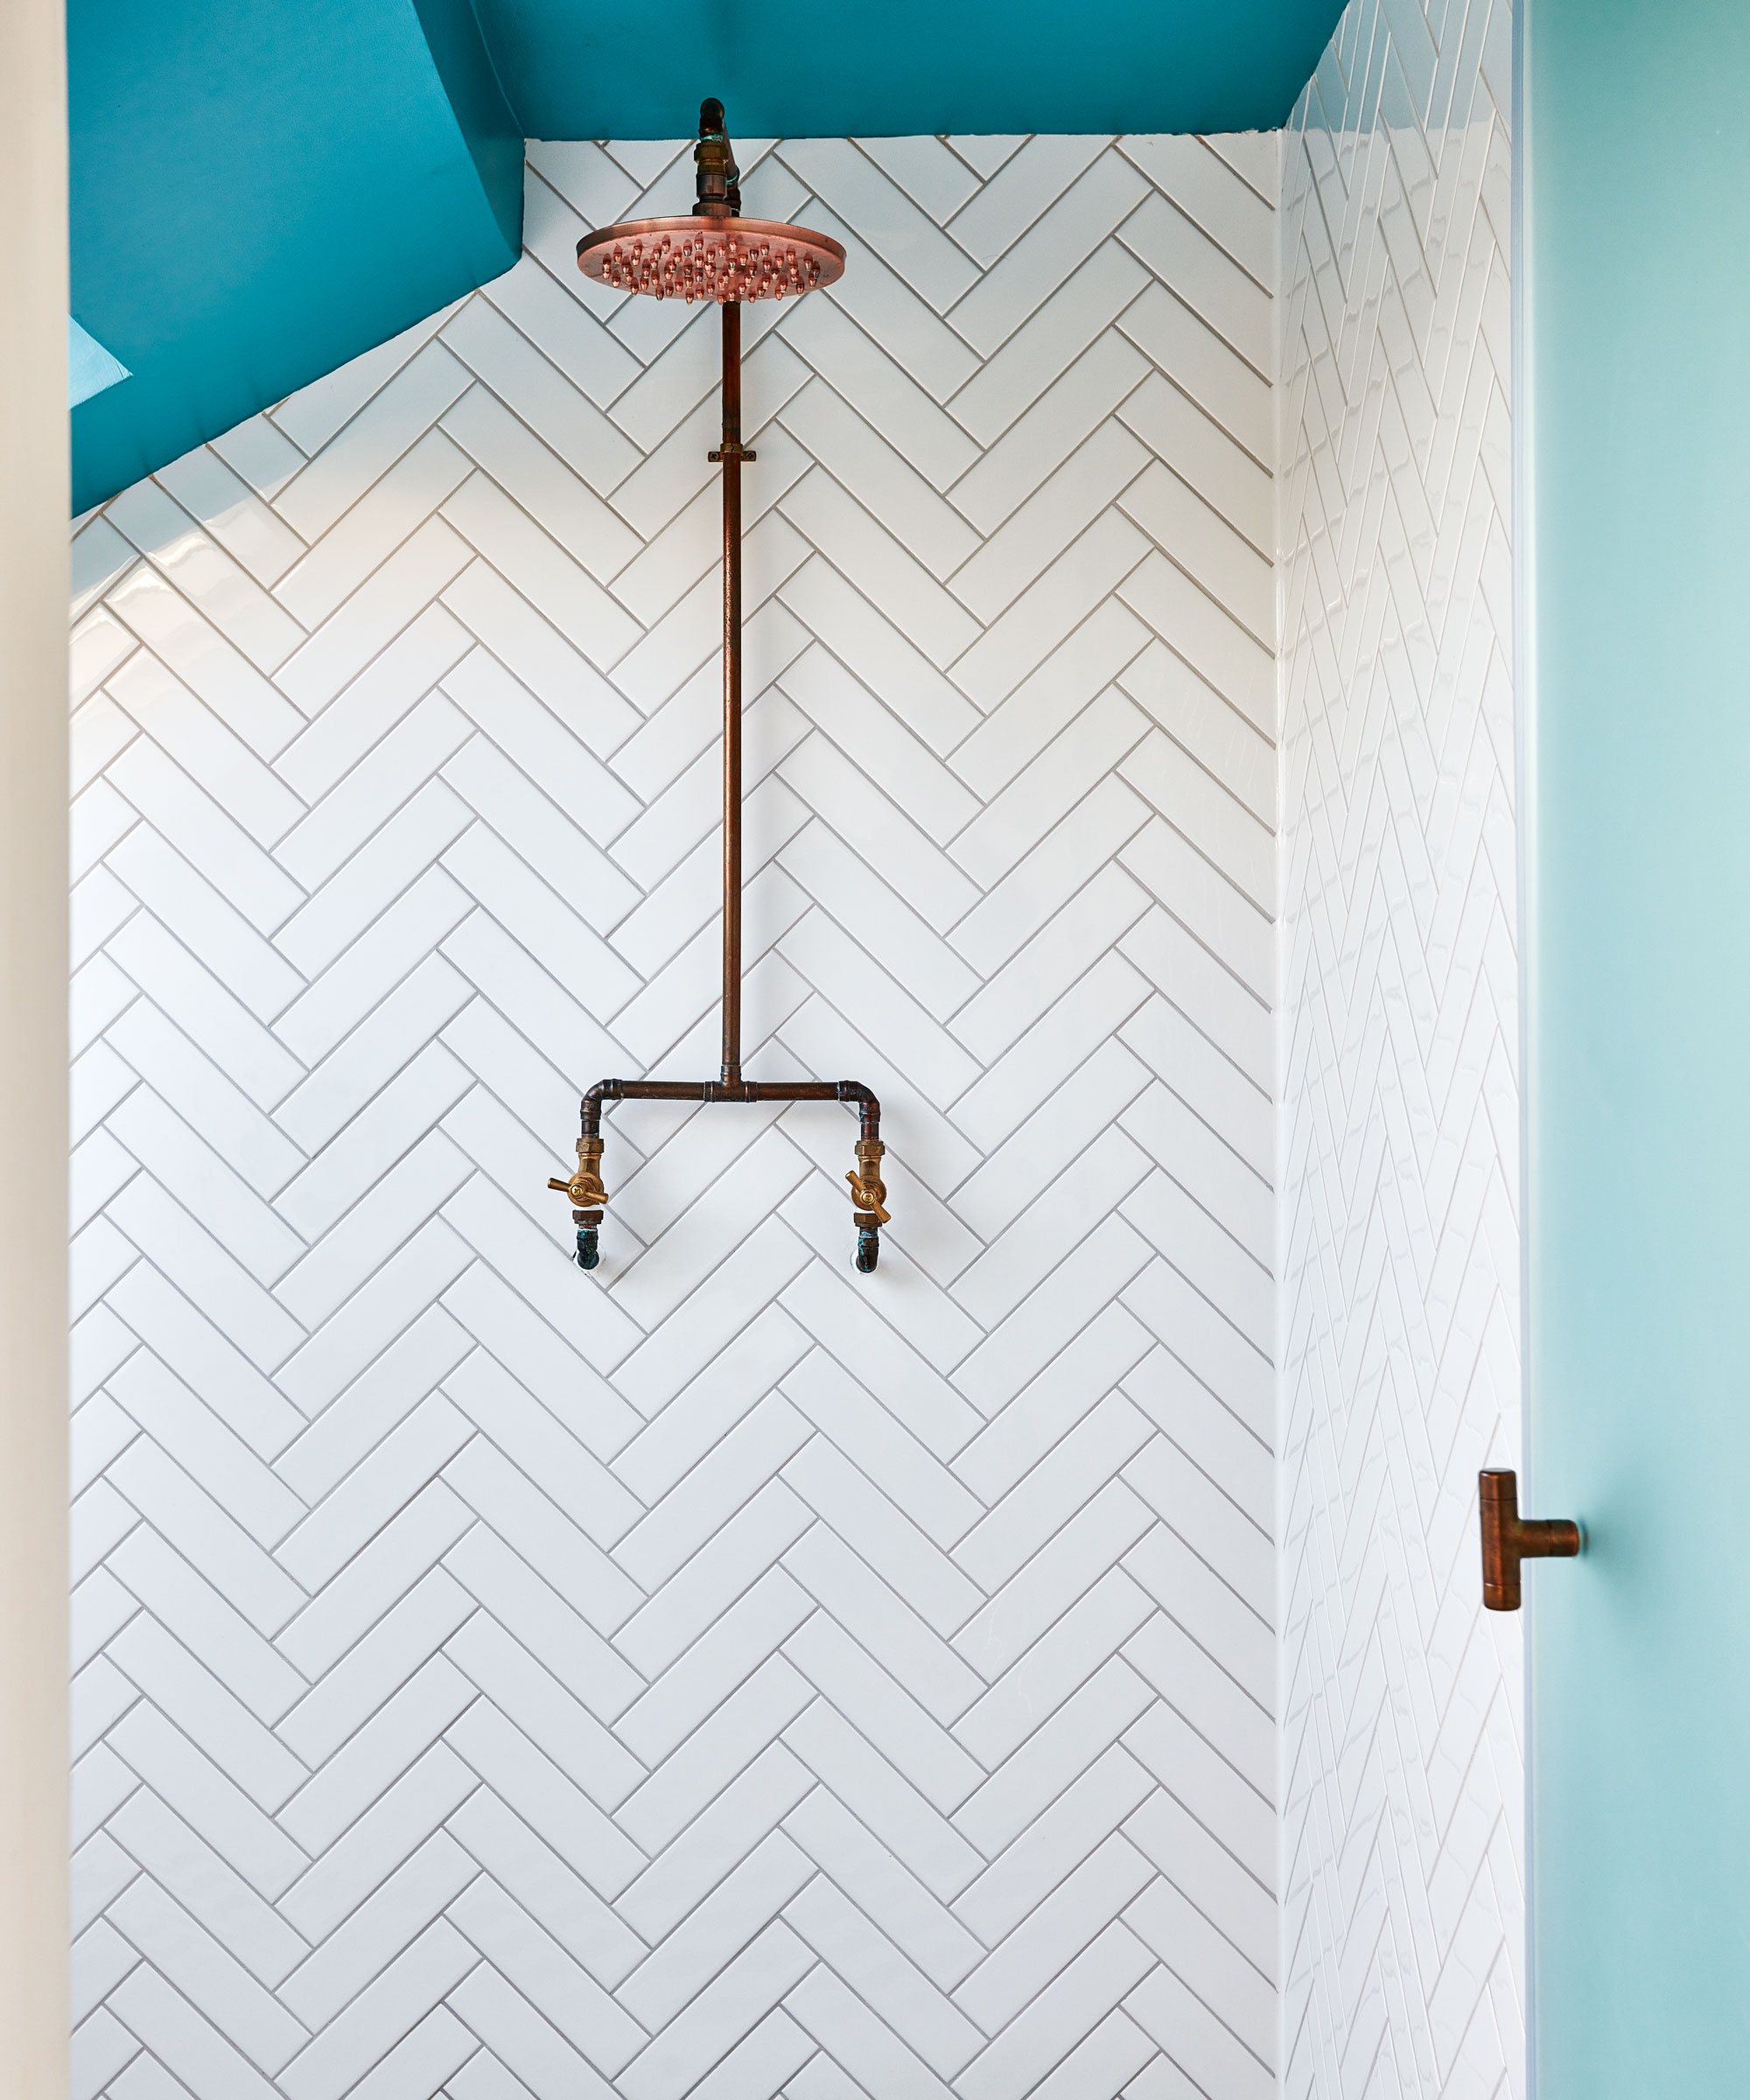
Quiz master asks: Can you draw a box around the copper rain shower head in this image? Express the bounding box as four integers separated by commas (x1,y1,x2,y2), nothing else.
576,98,845,304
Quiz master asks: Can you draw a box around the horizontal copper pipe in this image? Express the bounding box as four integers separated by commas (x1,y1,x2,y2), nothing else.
583,1077,880,1141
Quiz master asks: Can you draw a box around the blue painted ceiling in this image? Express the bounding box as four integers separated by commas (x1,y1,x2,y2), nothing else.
472,0,1346,141
69,0,1343,514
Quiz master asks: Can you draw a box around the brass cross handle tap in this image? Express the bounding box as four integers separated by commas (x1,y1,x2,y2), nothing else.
1479,1469,1581,1611
547,1137,607,1212
845,1138,890,1226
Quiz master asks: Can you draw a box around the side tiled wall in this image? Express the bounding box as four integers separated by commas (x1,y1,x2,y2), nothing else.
1277,4,1522,2095
67,136,1281,2100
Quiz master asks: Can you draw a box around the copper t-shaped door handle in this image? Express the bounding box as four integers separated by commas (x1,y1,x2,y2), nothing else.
1480,1469,1581,1610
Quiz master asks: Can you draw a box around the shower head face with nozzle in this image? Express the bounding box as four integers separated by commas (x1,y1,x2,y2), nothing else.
575,98,846,304
578,217,844,303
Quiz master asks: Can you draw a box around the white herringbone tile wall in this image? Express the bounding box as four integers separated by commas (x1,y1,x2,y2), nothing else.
1278,3,1521,2095
67,133,1280,2100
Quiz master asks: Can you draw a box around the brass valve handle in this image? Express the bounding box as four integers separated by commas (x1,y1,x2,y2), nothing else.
845,1138,890,1226
547,1137,607,1211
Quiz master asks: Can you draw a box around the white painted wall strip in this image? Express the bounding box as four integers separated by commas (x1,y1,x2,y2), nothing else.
1,0,72,2091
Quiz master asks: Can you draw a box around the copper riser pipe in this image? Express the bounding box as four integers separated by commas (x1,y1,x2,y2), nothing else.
719,298,745,1088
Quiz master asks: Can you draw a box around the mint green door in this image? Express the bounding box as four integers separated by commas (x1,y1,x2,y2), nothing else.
1522,1,1750,2090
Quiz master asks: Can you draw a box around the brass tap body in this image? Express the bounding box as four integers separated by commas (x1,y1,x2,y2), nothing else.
846,1138,890,1227
548,1135,607,1221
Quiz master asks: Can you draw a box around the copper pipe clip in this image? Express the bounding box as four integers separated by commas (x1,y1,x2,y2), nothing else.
548,1135,608,1212
1479,1469,1581,1611
708,440,756,463
846,1138,890,1226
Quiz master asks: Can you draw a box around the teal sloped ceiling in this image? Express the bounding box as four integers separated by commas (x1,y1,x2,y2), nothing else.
69,0,522,513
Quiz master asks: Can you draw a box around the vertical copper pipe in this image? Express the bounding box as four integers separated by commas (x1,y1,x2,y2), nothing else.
720,298,743,1084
